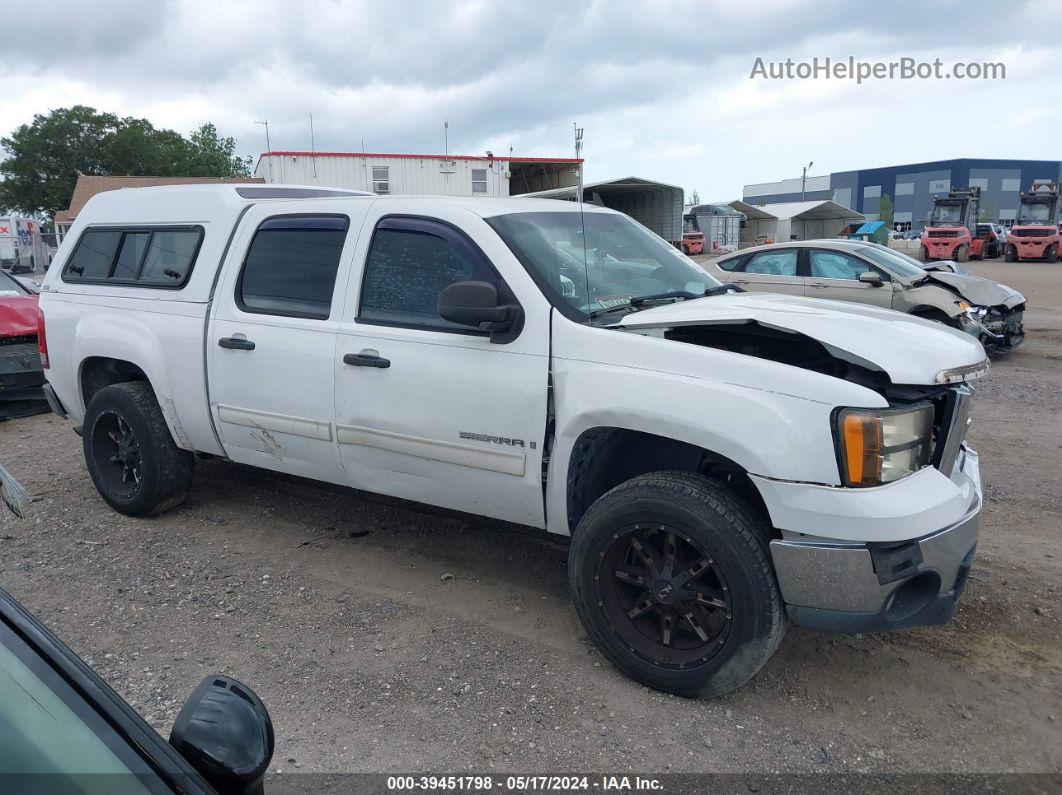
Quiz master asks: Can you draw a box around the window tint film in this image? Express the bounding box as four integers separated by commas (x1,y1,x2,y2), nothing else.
65,230,121,279
239,216,349,319
744,250,798,276
360,219,500,331
139,230,201,284
810,250,871,280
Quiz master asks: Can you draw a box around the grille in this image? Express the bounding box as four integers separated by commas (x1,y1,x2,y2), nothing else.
931,386,973,476
927,230,959,238
1012,228,1052,237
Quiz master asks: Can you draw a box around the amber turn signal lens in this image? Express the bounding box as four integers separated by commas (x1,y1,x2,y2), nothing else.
842,413,882,486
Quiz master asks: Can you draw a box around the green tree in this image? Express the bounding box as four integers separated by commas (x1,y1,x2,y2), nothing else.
0,106,251,218
878,193,894,226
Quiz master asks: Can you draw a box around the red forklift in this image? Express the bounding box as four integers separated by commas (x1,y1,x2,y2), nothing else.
1005,182,1060,262
921,187,984,262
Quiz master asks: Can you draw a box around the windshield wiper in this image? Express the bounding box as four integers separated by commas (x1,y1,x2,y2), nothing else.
629,290,700,307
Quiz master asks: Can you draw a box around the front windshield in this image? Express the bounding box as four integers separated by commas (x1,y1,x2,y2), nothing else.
1017,201,1053,224
0,269,29,296
929,202,964,225
855,243,932,278
487,211,720,318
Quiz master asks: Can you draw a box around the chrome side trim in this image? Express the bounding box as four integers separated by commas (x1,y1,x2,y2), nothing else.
216,404,333,442
336,424,526,477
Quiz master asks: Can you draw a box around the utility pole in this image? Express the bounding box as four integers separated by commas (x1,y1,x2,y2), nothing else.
574,123,584,204
444,118,449,158
309,113,317,179
801,160,814,201
256,120,272,182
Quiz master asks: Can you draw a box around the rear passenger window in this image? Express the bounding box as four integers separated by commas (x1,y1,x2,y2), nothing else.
237,216,349,319
744,250,798,276
63,227,202,287
358,217,501,332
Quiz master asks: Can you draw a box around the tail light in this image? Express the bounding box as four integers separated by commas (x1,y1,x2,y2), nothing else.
37,307,49,369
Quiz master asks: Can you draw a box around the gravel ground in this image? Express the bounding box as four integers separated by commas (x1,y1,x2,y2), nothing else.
1,260,1060,778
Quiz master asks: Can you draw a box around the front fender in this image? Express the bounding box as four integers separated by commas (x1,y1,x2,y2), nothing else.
546,364,854,535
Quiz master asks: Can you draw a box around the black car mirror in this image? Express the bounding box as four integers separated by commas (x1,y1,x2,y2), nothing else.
170,675,274,795
858,271,884,286
438,280,523,342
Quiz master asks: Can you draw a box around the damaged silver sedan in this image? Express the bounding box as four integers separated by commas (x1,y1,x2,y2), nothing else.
706,239,1025,349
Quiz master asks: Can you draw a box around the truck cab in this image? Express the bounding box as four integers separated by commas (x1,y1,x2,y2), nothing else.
37,185,988,698
1006,183,1060,262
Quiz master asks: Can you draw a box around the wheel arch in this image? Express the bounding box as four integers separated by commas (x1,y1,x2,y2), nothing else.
563,426,773,537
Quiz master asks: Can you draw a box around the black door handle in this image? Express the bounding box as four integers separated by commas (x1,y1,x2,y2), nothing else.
218,337,255,350
344,352,390,368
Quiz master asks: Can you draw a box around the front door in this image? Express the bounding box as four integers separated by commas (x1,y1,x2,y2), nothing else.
334,205,550,527
805,248,895,308
208,205,364,482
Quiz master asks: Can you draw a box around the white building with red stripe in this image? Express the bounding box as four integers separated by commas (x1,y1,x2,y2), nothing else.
253,151,582,198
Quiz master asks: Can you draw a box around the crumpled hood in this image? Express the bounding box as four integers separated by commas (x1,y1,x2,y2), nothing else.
923,271,1025,308
616,292,987,386
0,294,39,338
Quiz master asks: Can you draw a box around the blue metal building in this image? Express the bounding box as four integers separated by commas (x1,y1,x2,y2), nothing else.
743,158,1062,232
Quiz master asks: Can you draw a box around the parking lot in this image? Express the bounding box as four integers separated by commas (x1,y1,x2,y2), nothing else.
1,259,1060,777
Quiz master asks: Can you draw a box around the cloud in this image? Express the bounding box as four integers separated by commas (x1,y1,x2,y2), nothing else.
1,0,1058,198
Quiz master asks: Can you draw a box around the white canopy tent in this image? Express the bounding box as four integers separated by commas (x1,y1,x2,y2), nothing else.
728,200,865,243
522,177,684,243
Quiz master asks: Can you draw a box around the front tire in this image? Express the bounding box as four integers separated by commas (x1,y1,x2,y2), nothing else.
568,471,785,697
82,382,193,517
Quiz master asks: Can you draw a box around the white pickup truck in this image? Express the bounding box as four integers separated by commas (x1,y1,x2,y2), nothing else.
37,184,987,697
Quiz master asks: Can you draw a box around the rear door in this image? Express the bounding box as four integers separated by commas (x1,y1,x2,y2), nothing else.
333,203,550,527
805,247,894,308
720,248,804,295
207,202,368,482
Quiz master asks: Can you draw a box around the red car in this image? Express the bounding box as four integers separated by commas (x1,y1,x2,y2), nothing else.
0,268,47,420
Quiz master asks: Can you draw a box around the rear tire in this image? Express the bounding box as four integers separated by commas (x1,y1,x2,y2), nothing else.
568,471,786,698
955,244,970,263
920,246,930,261
82,382,193,517
1005,245,1018,262
1047,245,1058,263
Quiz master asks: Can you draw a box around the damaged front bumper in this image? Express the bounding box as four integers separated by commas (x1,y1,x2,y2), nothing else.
768,446,982,633
0,335,48,420
958,307,1025,349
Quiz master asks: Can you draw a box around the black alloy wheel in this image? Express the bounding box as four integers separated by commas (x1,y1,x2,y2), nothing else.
91,410,143,499
597,524,732,668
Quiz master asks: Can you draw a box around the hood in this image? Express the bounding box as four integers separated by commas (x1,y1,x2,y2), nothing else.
923,271,1025,308
615,292,986,386
0,294,39,338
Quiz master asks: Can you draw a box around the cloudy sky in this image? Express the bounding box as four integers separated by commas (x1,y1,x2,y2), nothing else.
2,0,1059,199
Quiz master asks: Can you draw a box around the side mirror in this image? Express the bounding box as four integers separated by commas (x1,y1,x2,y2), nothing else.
170,675,274,795
858,271,885,286
438,280,523,342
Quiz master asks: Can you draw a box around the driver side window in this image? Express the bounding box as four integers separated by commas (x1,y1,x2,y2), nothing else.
809,250,878,281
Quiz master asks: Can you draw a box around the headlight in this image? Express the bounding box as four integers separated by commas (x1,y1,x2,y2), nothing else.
834,404,933,487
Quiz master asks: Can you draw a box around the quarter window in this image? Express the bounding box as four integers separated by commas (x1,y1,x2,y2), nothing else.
62,227,202,287
359,217,502,332
809,250,876,281
372,166,390,195
237,216,349,319
471,168,488,194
